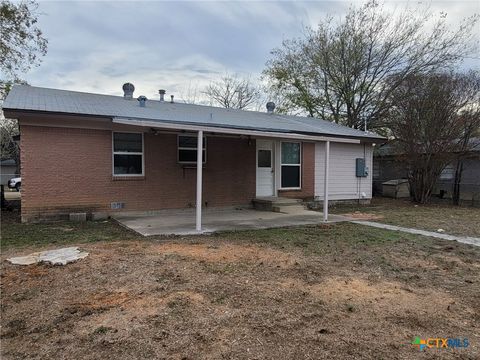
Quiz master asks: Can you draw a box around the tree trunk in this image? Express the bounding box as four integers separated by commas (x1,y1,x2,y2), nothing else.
409,165,439,204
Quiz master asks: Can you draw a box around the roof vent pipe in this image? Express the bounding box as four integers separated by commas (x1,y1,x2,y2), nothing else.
137,95,147,107
266,102,275,114
170,95,174,103
122,83,135,99
159,89,166,101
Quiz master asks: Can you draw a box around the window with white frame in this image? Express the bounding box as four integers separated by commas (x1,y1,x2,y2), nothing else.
178,135,206,164
440,164,455,180
113,132,143,175
281,142,301,188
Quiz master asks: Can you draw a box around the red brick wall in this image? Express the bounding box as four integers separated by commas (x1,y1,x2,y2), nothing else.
20,125,256,221
278,142,315,200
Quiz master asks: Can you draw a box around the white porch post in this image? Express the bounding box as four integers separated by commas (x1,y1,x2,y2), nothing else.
196,130,203,232
323,140,330,222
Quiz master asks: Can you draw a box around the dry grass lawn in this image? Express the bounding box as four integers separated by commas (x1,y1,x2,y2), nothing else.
331,197,480,237
1,211,479,359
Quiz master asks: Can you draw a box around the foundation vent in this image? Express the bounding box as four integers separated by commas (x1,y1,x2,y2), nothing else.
111,202,125,210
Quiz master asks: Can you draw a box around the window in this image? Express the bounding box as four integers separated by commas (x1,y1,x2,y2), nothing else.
178,135,206,164
113,132,143,175
281,142,301,188
440,164,455,180
257,150,271,168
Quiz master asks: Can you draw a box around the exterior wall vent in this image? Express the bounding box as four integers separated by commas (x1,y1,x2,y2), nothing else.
111,202,125,210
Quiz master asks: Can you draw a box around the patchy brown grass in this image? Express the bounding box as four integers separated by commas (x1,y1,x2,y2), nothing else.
331,197,480,237
155,242,297,268
1,218,479,359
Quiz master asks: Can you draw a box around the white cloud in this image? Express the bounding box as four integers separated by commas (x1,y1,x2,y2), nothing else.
22,0,479,98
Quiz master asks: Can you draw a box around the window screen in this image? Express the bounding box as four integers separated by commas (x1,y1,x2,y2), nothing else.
281,142,300,164
178,135,206,163
114,154,143,175
178,136,198,148
113,132,143,175
113,133,142,152
440,165,454,180
179,149,206,163
280,142,301,188
281,166,300,188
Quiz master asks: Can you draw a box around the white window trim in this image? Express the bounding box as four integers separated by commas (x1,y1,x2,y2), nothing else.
440,164,455,180
177,134,207,164
279,141,302,190
112,131,145,177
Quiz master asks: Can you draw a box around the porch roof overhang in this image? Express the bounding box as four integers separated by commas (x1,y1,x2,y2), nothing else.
112,117,362,144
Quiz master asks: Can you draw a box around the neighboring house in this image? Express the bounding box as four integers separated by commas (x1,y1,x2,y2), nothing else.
0,159,17,186
3,84,384,224
373,140,480,201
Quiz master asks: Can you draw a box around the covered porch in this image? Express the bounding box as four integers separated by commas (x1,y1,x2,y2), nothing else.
113,206,351,236
113,117,360,233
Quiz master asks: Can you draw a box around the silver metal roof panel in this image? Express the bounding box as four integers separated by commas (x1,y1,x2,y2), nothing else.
3,85,384,141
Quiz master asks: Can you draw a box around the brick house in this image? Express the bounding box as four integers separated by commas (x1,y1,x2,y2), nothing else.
2,84,383,227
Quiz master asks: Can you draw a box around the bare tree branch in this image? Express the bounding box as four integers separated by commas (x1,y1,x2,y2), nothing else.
264,0,479,130
203,73,262,110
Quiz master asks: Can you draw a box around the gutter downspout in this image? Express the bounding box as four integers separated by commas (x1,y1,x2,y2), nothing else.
323,140,330,222
196,130,203,232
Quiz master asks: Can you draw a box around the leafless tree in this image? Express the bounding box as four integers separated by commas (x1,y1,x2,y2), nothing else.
177,82,202,105
264,0,478,130
387,72,480,204
203,73,261,110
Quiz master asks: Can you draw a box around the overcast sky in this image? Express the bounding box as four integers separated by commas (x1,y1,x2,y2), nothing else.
23,0,480,101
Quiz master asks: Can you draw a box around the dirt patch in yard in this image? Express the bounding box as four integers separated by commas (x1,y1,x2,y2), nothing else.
73,291,133,310
1,223,479,359
156,242,299,268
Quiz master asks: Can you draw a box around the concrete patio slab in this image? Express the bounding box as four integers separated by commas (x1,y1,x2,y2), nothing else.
113,207,351,236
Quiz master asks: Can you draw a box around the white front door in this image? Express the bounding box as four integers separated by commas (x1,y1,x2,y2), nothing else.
256,139,275,197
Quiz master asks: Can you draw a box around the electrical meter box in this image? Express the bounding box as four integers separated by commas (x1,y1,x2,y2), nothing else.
356,158,368,177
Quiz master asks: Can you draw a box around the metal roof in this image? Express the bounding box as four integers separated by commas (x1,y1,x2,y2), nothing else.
375,138,480,157
0,159,16,166
3,85,384,141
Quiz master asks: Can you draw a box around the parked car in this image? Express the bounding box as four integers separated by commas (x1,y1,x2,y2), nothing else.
8,177,21,191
